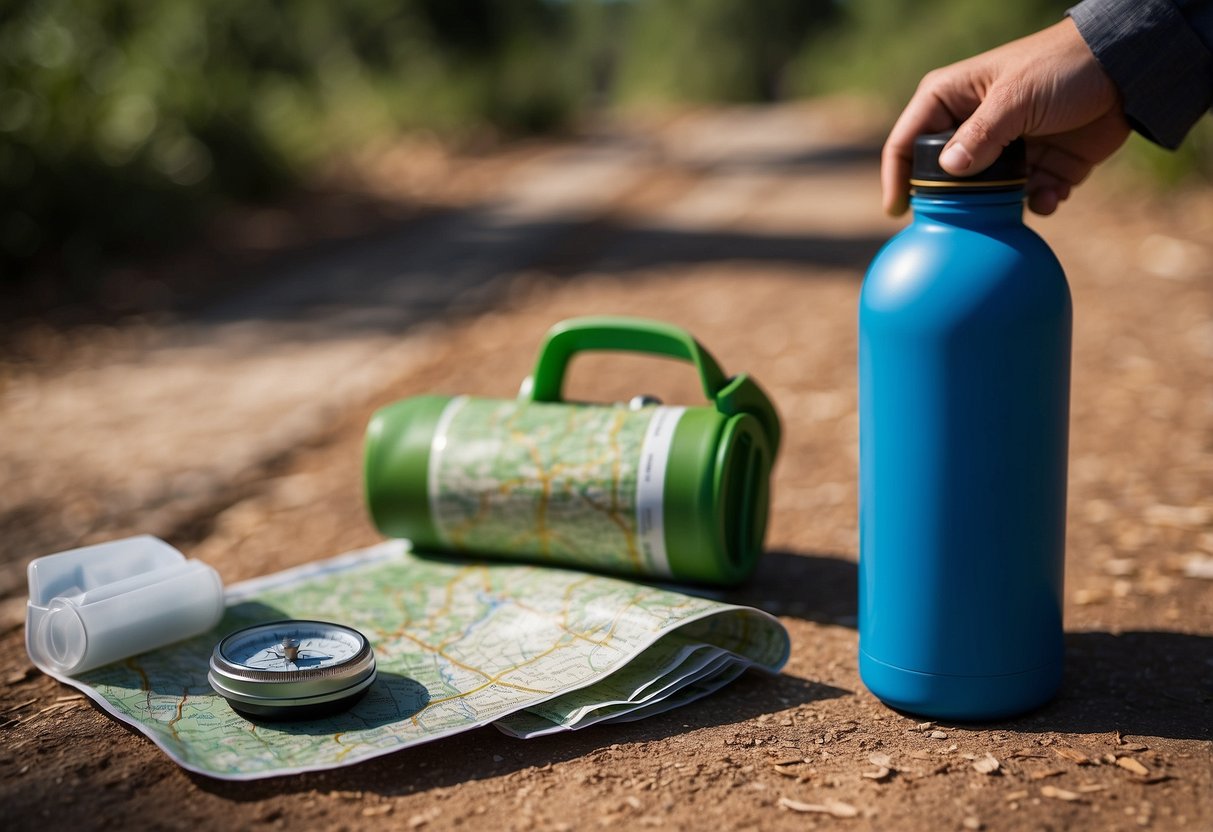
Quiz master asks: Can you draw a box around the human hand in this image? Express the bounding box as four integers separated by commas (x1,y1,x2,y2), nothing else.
881,18,1132,216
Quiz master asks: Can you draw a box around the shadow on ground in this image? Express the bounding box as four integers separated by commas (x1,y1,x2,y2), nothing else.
737,554,1213,743
189,626,1213,800
1028,630,1213,741
661,141,885,175
870,628,1213,742
731,550,859,626
189,669,849,801
189,212,883,342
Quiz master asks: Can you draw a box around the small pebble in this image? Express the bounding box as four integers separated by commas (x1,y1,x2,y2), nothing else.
1041,785,1082,802
972,754,1000,775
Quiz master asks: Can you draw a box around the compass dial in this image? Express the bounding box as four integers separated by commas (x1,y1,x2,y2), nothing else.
209,620,376,720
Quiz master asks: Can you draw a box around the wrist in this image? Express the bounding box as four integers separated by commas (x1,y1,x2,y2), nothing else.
1068,0,1213,148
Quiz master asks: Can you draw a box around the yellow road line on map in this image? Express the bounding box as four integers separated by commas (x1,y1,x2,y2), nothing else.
605,410,642,570
491,636,569,683
168,687,188,742
245,723,276,755
396,630,552,698
411,675,551,724
518,435,555,557
407,641,564,725
447,494,493,548
577,490,640,569
590,595,641,647
512,599,616,647
431,570,468,622
124,658,152,712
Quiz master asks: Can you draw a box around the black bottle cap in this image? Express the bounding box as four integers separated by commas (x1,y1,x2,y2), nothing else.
910,130,1027,191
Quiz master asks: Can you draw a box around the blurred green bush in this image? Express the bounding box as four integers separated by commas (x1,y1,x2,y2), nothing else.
614,0,835,104
0,0,579,285
786,0,1069,105
3,0,1209,291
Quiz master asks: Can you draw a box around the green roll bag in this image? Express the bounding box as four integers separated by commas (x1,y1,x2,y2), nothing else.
363,316,781,585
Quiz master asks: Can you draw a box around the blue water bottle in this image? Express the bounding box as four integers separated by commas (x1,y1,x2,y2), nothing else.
858,131,1071,720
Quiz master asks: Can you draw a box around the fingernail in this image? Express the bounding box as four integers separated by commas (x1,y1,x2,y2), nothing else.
940,143,972,172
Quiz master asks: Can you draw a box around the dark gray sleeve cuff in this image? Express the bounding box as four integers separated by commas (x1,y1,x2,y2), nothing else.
1068,0,1213,149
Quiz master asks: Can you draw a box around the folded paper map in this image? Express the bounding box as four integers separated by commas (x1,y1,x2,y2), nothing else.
47,541,790,780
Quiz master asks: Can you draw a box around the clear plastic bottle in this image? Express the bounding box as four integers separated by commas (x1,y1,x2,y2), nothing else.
858,132,1071,720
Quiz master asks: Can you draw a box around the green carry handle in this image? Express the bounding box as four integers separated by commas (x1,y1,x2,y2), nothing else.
521,316,781,456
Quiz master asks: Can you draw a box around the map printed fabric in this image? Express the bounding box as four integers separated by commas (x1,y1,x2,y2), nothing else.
51,541,789,780
429,397,683,575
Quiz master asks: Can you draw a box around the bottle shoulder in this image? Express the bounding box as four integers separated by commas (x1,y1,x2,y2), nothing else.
875,215,1058,259
861,220,1069,326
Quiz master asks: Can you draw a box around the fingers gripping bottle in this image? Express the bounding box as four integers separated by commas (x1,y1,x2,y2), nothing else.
858,132,1071,720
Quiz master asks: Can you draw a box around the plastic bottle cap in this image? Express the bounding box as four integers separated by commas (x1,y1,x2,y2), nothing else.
910,130,1027,189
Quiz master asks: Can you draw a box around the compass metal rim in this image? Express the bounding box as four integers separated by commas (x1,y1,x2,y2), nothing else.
208,619,378,717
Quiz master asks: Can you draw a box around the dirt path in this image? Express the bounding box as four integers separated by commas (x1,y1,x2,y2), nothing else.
2,102,1211,831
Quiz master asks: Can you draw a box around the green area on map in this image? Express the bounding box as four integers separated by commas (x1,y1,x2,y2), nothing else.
72,543,789,780
431,399,652,573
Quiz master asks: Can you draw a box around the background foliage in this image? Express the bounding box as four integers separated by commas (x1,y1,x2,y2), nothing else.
1,0,577,283
2,0,1209,287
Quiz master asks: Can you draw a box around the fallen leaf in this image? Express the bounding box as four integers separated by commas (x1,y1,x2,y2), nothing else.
1183,554,1213,579
1073,588,1105,606
0,698,38,715
868,753,893,769
1146,504,1210,529
972,754,1001,775
1040,786,1082,802
778,798,858,818
1053,746,1091,764
37,698,85,716
1116,757,1150,776
5,667,35,685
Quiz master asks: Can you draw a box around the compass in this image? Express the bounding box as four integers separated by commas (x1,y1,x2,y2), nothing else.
208,620,377,720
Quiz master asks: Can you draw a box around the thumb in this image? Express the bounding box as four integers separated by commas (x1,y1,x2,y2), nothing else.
939,86,1028,175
